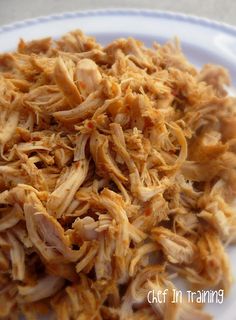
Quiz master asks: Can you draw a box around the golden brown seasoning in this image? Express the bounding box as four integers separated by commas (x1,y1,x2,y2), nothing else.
0,30,236,320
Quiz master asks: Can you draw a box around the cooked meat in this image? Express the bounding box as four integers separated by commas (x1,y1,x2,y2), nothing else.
7,232,25,281
197,64,230,96
18,275,65,302
0,29,235,320
151,227,197,264
75,58,102,96
24,191,80,263
54,56,82,106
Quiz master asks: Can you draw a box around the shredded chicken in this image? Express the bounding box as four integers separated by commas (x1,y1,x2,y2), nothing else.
0,29,236,320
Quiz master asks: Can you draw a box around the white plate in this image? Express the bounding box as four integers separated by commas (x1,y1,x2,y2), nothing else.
0,9,236,320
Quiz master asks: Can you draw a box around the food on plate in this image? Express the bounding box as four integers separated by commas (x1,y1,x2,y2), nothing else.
0,29,236,319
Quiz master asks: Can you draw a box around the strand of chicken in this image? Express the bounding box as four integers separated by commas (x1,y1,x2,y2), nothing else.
0,30,236,320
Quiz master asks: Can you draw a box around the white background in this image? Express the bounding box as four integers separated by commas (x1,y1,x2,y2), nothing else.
0,0,235,26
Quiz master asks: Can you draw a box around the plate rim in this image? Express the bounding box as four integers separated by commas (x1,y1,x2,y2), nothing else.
0,8,236,37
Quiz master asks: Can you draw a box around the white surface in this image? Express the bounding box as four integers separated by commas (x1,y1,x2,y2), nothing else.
0,0,236,27
0,9,236,320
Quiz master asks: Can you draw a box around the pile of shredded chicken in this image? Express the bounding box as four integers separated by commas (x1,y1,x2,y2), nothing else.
0,30,236,320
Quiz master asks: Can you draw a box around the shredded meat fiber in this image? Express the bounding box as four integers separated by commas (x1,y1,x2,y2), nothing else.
0,30,236,320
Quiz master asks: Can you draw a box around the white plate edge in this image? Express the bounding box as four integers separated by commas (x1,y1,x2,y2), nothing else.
0,8,236,37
